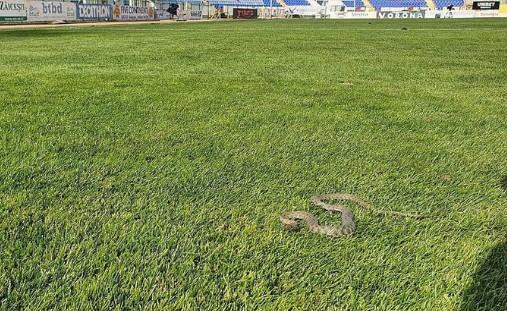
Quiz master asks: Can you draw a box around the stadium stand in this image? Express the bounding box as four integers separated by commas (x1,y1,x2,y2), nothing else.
262,0,282,6
433,0,464,8
342,0,365,8
208,0,264,6
160,0,181,4
284,0,310,5
369,0,427,9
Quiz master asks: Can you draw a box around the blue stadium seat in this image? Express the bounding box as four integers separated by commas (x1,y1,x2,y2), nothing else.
208,0,264,6
369,0,427,9
342,0,365,8
284,0,310,5
434,0,464,9
262,0,282,6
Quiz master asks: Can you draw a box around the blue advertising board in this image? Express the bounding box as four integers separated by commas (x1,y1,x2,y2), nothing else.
77,4,111,20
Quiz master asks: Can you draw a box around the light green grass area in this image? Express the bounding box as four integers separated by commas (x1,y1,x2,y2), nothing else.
1,19,506,310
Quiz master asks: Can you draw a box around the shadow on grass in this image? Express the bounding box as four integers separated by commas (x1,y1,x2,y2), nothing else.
500,175,507,193
0,29,81,38
461,240,507,311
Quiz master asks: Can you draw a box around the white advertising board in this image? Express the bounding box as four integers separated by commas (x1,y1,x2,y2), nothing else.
258,7,286,18
475,9,499,17
427,9,499,18
0,0,26,21
156,9,171,20
328,11,376,18
27,1,76,21
176,9,202,21
112,4,154,21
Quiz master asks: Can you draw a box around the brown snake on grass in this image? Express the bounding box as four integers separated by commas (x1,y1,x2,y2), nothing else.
280,193,425,237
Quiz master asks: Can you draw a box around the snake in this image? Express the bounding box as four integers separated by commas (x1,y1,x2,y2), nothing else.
280,193,424,237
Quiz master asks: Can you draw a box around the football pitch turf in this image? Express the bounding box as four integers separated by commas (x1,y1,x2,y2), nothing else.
1,19,506,310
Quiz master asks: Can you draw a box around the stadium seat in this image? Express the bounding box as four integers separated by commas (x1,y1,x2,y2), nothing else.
368,0,427,9
262,0,282,7
208,0,265,6
284,0,311,6
342,0,365,8
433,0,464,9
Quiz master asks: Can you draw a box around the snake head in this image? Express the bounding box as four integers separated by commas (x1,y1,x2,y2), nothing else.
340,223,356,236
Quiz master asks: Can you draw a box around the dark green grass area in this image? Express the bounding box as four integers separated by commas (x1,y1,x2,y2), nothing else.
1,19,506,309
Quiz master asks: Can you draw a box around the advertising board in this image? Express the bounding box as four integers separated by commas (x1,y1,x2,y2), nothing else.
0,0,26,21
112,4,154,21
233,8,257,19
176,9,201,20
377,10,425,18
472,1,500,10
77,4,111,20
27,1,76,21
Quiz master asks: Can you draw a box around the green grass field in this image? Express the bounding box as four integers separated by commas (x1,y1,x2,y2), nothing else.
1,19,507,310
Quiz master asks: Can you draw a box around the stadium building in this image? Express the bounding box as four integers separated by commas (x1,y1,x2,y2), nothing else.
0,0,506,23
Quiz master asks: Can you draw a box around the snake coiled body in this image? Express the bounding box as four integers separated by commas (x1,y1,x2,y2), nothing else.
280,193,424,237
